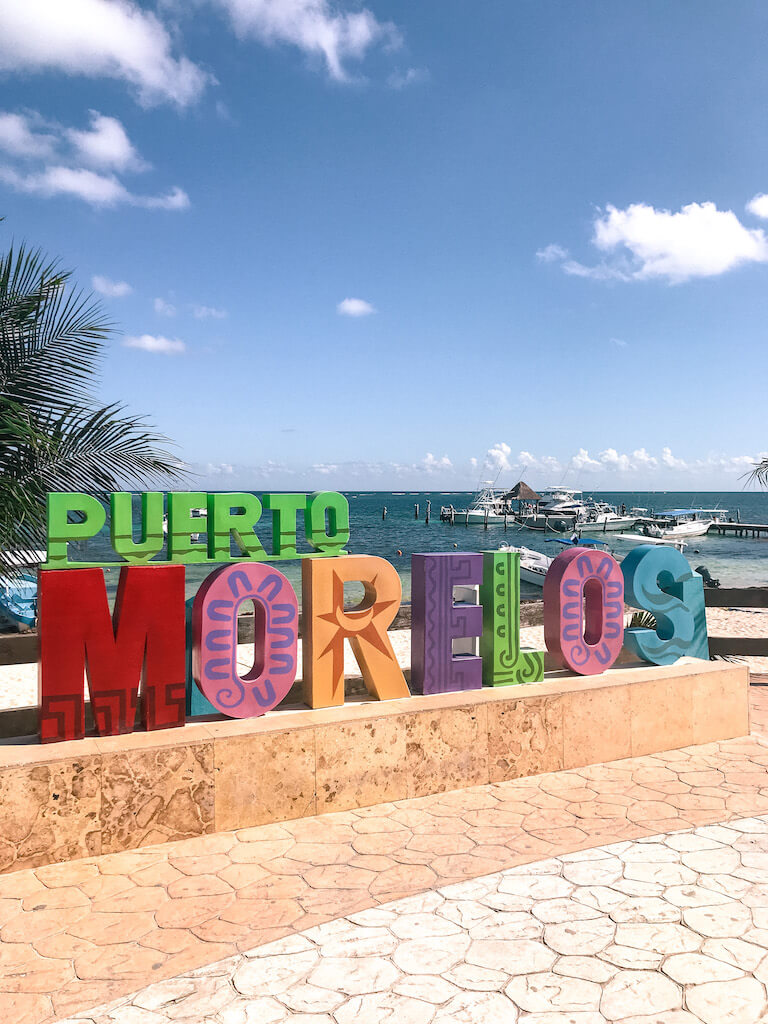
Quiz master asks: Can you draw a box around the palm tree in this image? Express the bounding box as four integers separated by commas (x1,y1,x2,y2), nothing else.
749,457,768,487
0,224,184,572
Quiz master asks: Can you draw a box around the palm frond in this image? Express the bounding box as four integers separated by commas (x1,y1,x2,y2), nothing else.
747,457,768,488
0,226,187,574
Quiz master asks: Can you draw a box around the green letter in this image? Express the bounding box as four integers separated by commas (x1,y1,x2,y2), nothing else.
46,492,106,568
207,492,267,561
305,491,350,556
167,492,209,563
110,492,164,563
263,493,305,558
480,550,545,685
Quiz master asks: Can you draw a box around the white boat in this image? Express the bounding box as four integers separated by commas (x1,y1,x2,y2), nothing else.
441,484,516,525
613,533,688,552
574,502,638,532
516,486,585,531
637,508,727,540
498,534,612,587
498,544,552,586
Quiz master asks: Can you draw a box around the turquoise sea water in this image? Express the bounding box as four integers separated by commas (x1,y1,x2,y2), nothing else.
76,490,768,603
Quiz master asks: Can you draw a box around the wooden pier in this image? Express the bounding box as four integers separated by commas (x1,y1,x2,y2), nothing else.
708,522,768,539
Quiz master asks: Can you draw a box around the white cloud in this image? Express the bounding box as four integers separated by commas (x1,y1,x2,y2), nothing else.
546,199,768,284
214,0,400,82
337,297,375,317
570,448,602,472
422,452,452,473
0,0,209,107
154,297,176,316
123,333,186,354
0,112,55,159
387,67,427,90
631,447,658,469
536,243,568,263
92,274,132,297
597,448,632,472
0,163,189,209
594,202,768,281
661,446,688,470
561,258,631,282
610,337,628,348
746,193,768,219
484,442,512,473
67,111,146,171
193,304,227,319
0,110,188,209
596,202,768,283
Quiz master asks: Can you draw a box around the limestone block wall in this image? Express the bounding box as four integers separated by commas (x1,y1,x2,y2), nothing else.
0,660,749,874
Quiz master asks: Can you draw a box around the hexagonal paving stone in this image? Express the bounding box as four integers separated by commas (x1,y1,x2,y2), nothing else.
392,934,471,975
662,952,745,985
504,970,601,1012
608,897,681,924
308,956,401,996
612,923,701,956
466,939,556,974
232,949,319,995
600,970,682,1020
544,917,616,956
334,991,436,1024
391,912,464,940
686,977,767,1024
431,990,519,1023
683,902,753,939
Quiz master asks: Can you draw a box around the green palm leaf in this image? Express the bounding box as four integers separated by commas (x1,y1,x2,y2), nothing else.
0,224,186,575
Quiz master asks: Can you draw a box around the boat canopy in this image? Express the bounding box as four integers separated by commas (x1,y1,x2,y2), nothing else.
661,508,728,517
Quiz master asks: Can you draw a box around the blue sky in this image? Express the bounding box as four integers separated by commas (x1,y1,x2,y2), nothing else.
1,0,767,491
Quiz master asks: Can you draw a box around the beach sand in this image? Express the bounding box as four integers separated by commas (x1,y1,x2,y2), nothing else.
0,606,764,714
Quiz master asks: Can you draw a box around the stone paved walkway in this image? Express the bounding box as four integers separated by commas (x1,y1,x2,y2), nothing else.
60,813,768,1024
1,686,767,1024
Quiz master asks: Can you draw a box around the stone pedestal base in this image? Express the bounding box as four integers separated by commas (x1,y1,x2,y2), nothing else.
0,659,749,874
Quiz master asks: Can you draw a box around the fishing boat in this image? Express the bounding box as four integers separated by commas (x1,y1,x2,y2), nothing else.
574,502,639,532
637,508,728,540
499,535,610,587
498,544,552,585
613,533,688,552
515,486,584,531
440,483,515,525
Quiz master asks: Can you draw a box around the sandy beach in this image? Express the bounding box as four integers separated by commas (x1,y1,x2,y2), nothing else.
0,605,764,715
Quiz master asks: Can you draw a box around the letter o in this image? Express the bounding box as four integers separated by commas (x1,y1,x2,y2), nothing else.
192,563,298,717
543,548,624,675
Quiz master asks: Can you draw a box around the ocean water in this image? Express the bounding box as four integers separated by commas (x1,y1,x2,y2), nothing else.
75,489,768,603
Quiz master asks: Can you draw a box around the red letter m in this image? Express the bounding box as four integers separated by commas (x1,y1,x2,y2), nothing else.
38,565,186,743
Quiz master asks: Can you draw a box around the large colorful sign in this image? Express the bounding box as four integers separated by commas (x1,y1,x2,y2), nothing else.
37,491,710,744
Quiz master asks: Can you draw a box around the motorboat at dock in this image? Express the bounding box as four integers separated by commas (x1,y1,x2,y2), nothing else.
633,508,728,540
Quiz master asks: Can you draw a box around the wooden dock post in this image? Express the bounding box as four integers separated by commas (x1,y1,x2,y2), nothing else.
414,504,419,520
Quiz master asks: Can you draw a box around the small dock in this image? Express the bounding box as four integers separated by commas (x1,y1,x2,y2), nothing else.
709,521,768,539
